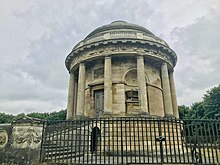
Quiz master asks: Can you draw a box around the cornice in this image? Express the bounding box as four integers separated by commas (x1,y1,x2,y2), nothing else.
73,31,168,50
66,39,177,71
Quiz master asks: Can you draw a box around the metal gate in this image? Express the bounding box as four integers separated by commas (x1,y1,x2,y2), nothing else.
40,118,220,164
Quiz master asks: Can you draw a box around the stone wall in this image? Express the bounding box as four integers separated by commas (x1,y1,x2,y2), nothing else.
0,117,44,164
0,124,12,163
82,56,165,118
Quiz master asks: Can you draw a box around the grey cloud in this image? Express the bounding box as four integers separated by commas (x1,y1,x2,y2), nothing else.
172,10,220,105
0,0,219,113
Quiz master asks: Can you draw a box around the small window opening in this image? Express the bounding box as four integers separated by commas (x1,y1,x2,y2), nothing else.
91,126,101,153
126,90,139,101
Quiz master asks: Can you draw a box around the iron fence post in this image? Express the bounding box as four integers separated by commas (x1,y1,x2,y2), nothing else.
156,120,166,164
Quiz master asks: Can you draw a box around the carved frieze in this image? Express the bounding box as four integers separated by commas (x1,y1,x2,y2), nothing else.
70,44,174,69
143,35,157,42
110,31,136,38
12,126,42,149
79,30,167,48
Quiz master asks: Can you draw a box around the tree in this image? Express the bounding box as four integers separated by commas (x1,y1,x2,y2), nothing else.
179,84,220,119
178,105,191,119
46,109,66,121
27,112,50,120
27,110,66,121
190,102,205,119
12,113,26,121
0,109,67,124
0,113,13,123
202,84,220,118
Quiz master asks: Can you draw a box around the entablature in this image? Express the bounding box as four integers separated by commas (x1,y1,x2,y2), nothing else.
66,40,177,72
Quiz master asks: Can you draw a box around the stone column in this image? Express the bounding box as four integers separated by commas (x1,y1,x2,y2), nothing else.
137,55,149,114
73,79,78,116
76,62,85,116
66,72,75,119
169,71,179,118
104,56,112,115
161,62,173,116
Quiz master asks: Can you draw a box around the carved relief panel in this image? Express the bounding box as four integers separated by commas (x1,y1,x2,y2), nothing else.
12,125,43,149
0,128,8,149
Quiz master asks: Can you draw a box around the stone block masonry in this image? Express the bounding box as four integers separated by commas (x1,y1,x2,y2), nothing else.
66,21,178,119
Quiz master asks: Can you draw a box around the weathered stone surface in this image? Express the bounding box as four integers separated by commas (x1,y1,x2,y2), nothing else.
0,128,8,149
66,72,75,119
11,125,42,149
76,62,86,116
104,56,113,114
65,21,179,119
161,62,173,116
0,124,11,151
0,117,44,164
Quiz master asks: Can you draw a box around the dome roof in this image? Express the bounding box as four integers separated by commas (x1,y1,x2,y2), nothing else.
72,21,169,50
66,21,177,71
85,20,155,39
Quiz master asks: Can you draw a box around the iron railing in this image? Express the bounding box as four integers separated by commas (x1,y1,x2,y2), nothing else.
40,117,220,164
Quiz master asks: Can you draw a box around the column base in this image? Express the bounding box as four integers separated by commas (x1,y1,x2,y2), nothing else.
103,111,113,117
164,114,176,119
66,117,75,120
75,113,85,119
140,111,150,115
140,111,150,117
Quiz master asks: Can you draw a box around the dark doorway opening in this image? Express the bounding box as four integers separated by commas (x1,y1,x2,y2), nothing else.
90,126,101,153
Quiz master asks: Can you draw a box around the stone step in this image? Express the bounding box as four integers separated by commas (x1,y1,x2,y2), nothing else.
43,151,84,161
43,154,193,164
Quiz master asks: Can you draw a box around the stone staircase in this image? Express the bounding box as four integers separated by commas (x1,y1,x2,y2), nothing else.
40,119,220,164
41,122,90,163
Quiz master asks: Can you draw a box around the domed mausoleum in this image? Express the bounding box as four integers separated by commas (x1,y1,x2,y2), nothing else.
66,21,178,119
1,21,219,165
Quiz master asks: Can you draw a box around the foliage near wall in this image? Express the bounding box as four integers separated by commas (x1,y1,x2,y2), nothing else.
0,109,66,123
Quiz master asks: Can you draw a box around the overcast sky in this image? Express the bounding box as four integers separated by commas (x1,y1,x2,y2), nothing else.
0,0,220,114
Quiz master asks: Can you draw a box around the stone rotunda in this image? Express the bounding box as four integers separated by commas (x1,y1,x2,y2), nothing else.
66,21,178,119
38,21,219,165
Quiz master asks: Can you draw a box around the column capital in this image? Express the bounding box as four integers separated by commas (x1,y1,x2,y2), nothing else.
162,62,167,67
105,55,112,59
79,62,85,65
137,54,144,58
169,68,175,73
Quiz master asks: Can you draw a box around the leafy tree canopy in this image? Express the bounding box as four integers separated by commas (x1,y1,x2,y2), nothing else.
0,109,66,124
179,84,220,119
0,113,14,124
